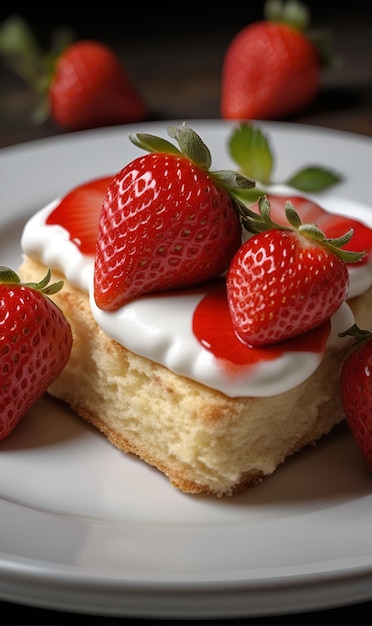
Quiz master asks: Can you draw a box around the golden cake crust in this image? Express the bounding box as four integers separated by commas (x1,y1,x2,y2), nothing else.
18,256,372,496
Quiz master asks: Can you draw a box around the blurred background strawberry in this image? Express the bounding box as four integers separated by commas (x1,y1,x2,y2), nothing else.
220,0,333,120
0,2,371,141
0,16,148,131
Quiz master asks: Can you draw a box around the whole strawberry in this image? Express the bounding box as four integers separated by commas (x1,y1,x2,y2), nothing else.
0,16,147,131
94,123,255,311
220,0,330,120
340,325,372,471
0,267,72,440
49,40,148,131
226,195,364,346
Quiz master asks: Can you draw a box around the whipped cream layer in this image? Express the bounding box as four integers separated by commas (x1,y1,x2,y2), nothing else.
21,197,372,398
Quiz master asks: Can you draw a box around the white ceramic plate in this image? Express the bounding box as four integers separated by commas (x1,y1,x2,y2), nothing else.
1,120,372,620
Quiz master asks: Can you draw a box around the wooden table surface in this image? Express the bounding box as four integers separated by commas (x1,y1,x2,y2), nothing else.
1,3,372,625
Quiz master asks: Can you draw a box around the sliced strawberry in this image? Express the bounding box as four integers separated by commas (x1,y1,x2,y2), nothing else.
47,176,113,255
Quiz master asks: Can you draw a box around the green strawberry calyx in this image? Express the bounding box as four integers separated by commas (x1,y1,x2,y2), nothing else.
240,195,365,264
339,324,372,346
0,266,64,297
129,122,256,219
339,323,372,361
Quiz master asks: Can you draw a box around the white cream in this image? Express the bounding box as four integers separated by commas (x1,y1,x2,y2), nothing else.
21,197,372,398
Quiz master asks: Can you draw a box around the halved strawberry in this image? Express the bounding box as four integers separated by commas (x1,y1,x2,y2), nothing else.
47,176,113,255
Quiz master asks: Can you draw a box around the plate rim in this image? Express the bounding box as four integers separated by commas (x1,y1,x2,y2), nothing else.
1,119,372,619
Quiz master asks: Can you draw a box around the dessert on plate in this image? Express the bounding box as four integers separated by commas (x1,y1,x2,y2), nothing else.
18,124,372,496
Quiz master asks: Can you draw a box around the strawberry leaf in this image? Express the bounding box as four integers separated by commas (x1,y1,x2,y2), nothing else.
228,122,342,193
0,266,21,284
285,166,343,192
168,124,212,169
129,132,182,156
227,124,273,184
339,324,372,342
0,265,64,295
213,170,255,190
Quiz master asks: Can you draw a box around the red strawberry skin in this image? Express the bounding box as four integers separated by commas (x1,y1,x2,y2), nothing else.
341,337,372,470
46,176,113,255
0,281,72,440
94,152,242,311
221,21,321,120
49,41,148,131
226,229,349,346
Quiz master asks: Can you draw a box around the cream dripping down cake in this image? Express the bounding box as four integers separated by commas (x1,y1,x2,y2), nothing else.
18,123,372,497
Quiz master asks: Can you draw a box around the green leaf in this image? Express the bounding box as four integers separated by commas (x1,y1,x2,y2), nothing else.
169,124,212,169
227,123,273,184
285,166,343,192
0,15,39,60
0,15,43,86
213,169,255,190
0,265,21,284
129,132,181,156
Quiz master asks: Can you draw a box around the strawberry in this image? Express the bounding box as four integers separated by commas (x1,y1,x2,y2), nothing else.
226,195,364,346
340,325,372,471
46,176,113,255
0,16,147,131
220,0,330,120
93,123,255,311
0,266,72,440
48,40,148,131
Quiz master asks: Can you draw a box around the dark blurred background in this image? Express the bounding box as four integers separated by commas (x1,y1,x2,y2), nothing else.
1,1,372,147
